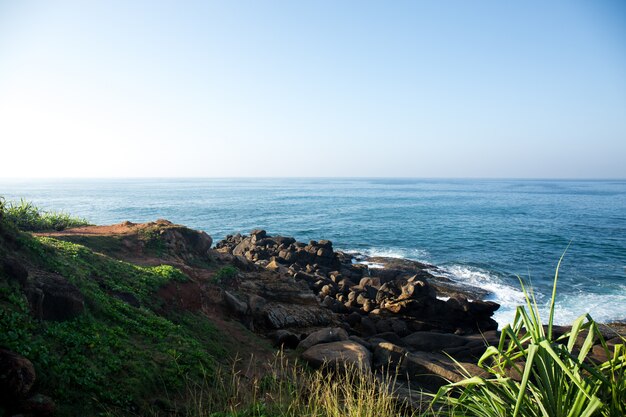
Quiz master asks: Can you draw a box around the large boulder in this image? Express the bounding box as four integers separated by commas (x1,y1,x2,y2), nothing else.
302,340,372,372
1,257,29,287
0,349,36,404
404,351,488,392
27,273,85,321
402,331,469,352
298,327,349,350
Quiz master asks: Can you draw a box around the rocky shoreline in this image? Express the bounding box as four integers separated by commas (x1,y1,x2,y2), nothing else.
211,228,622,396
213,229,501,395
2,220,623,415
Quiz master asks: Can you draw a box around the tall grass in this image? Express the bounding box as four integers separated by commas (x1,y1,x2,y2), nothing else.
0,197,90,231
156,353,423,417
432,254,626,417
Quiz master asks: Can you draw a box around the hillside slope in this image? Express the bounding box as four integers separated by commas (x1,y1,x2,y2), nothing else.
0,218,273,416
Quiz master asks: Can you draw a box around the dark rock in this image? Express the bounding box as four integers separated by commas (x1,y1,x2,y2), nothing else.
321,295,348,313
299,327,349,350
372,332,403,346
263,303,332,329
21,393,56,417
0,349,36,404
346,311,362,327
1,258,28,287
110,290,140,308
402,331,468,352
273,330,301,349
404,351,488,392
360,316,378,336
223,291,248,316
27,273,85,321
373,342,407,369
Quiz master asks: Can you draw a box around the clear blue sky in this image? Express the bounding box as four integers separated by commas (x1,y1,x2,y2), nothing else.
0,1,624,178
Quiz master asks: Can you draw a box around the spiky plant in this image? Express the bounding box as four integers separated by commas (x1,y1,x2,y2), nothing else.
432,253,626,417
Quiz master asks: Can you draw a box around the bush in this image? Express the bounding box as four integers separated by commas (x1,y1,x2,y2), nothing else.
432,253,626,417
0,198,90,231
212,265,238,285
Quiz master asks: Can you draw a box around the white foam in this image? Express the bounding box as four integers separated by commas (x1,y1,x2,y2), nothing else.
359,247,431,262
438,264,527,326
550,287,626,325
358,261,385,269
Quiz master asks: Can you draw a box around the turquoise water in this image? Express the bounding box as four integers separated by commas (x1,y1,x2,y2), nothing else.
2,178,625,325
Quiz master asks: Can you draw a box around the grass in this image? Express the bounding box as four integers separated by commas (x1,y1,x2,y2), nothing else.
0,197,90,231
151,352,424,417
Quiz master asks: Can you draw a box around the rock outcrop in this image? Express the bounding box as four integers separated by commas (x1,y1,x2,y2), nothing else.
214,229,505,397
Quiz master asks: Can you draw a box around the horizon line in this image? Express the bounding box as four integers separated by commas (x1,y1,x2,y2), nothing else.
1,176,626,182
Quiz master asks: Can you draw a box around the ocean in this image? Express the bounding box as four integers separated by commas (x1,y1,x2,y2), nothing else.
1,178,625,326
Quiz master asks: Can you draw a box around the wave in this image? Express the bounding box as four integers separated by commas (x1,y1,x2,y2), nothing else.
344,246,626,327
437,264,526,326
356,247,431,262
440,265,626,326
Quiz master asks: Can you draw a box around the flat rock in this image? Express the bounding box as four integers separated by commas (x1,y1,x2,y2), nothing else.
301,340,372,372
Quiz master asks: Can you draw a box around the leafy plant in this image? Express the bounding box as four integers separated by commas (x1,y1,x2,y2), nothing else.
432,253,626,417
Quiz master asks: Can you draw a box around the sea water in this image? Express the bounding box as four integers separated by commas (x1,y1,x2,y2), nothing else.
2,178,625,326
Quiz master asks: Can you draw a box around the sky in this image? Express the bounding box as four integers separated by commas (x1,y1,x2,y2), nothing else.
0,0,625,178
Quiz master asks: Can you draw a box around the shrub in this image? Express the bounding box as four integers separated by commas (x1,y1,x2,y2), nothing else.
212,265,238,285
432,253,626,417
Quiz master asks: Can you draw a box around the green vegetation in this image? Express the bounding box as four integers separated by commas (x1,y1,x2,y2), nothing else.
0,197,90,231
0,205,225,416
212,265,238,285
431,254,626,417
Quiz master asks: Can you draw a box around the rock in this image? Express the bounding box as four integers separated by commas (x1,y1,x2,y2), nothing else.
27,273,85,321
223,291,248,316
372,332,403,346
398,280,434,301
110,290,140,308
1,257,28,287
250,229,267,242
321,295,348,313
263,303,332,329
302,341,372,372
346,311,362,327
0,349,36,404
273,330,301,349
21,393,56,417
360,316,378,336
362,299,377,313
299,327,349,350
265,258,282,272
404,351,488,392
359,277,381,288
373,342,407,369
402,331,468,352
